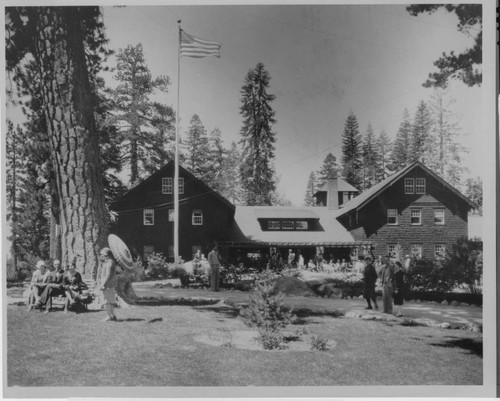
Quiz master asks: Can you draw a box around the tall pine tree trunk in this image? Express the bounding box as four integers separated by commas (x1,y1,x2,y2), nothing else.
34,7,108,280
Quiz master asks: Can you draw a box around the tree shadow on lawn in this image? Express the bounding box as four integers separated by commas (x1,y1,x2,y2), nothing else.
429,337,482,357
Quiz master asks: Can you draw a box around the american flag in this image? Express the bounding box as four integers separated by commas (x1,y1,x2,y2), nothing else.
180,29,221,58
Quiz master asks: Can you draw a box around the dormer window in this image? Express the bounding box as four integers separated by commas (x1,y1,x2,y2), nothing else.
162,177,184,194
268,221,280,229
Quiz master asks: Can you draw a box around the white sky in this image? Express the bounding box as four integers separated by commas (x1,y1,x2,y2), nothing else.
98,3,485,205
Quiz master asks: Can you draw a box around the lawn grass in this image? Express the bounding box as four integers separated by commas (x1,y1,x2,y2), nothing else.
7,301,482,387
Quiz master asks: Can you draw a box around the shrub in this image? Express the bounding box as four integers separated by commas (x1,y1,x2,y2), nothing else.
169,265,190,287
324,273,364,298
442,237,483,294
310,335,329,351
145,252,170,280
258,328,287,350
405,259,454,293
240,270,296,343
220,264,245,286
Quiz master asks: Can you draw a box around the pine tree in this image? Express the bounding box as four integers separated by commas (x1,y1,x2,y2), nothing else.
390,109,412,171
204,127,226,193
304,171,317,206
361,124,378,190
239,63,277,206
427,89,467,188
341,111,362,189
409,101,432,163
108,43,173,186
316,153,340,187
221,142,244,204
6,7,109,278
375,130,392,182
184,114,211,178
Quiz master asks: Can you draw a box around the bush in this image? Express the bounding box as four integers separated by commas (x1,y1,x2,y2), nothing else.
325,273,364,298
240,270,296,340
258,328,287,350
310,335,329,351
442,237,483,294
405,259,454,294
169,265,190,287
145,252,170,280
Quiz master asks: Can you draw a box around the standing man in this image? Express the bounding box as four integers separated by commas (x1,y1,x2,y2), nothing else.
208,244,221,292
363,256,378,310
379,256,395,314
99,247,118,322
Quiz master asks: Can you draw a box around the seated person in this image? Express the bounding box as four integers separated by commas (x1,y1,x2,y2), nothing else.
39,260,66,313
27,260,48,311
62,262,84,311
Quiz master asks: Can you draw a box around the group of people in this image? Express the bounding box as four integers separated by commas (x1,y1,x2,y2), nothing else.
363,255,409,317
26,259,85,313
26,247,120,322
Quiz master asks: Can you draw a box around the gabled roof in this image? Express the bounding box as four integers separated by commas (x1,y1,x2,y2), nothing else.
227,206,361,245
111,160,235,211
314,177,360,195
336,161,476,219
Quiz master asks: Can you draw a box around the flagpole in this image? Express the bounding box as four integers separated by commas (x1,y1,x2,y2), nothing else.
174,20,181,264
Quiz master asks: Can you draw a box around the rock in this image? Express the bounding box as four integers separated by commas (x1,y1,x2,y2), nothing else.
234,280,254,292
316,284,342,299
441,300,448,306
345,311,362,318
450,300,461,307
361,314,376,320
272,277,316,297
440,322,451,329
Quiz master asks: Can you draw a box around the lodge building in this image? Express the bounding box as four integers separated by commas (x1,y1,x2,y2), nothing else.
110,160,476,264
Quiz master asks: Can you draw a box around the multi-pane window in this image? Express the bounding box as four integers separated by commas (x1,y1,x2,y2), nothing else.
295,221,308,230
162,177,184,194
178,178,184,194
411,244,422,259
282,221,295,230
387,209,398,225
168,209,175,222
387,244,397,257
434,244,446,259
416,178,426,194
434,209,445,225
268,221,281,230
410,209,422,225
162,177,173,194
143,209,154,225
192,210,203,225
404,178,415,194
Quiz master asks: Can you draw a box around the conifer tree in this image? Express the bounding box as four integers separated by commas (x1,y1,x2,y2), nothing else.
361,124,378,190
341,111,362,189
184,114,211,178
409,101,432,163
108,43,173,186
304,171,317,206
375,130,392,182
221,142,244,204
239,62,277,205
390,109,412,171
316,153,340,187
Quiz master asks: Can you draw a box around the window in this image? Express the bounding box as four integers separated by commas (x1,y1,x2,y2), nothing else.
162,177,184,194
178,177,184,194
192,210,203,225
387,209,398,225
268,221,281,230
416,178,426,194
411,244,422,259
434,244,446,259
295,221,308,230
162,177,172,194
168,209,175,222
167,245,174,259
387,244,397,257
282,221,294,230
144,209,154,225
434,209,445,225
404,178,415,194
410,209,421,225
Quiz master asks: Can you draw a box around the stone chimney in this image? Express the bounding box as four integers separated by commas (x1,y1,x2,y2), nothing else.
326,169,339,210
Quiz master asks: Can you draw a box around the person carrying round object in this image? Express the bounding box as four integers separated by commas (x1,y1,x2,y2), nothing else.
99,247,118,322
